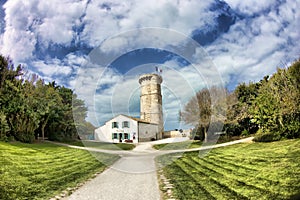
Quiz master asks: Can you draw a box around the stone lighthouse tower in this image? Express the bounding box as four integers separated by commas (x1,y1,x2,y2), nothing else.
138,74,163,138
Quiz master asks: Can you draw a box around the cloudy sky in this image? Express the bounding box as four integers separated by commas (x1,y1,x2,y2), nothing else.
0,0,299,130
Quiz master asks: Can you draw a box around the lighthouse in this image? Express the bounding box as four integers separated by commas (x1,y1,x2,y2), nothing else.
138,73,164,139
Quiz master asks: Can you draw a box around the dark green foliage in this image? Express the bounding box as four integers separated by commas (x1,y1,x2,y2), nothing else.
250,59,300,141
224,59,299,142
223,81,260,138
241,129,249,136
235,81,260,103
0,56,22,88
282,112,300,139
0,111,10,141
223,123,243,136
0,55,91,143
253,131,281,142
182,59,299,142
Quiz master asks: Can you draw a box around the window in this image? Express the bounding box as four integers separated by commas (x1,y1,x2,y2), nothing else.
124,133,129,140
122,121,129,128
133,132,136,140
112,122,118,128
112,133,118,139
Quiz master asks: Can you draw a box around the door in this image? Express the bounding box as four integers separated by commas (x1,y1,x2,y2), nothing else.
119,133,122,142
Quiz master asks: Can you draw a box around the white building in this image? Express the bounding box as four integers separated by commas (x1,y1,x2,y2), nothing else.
95,114,159,143
163,129,192,138
94,73,164,143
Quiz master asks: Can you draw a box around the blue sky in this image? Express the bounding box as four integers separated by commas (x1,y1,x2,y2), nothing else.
0,0,299,131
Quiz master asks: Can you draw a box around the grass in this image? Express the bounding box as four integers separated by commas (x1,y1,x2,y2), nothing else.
63,140,136,150
152,135,249,150
153,140,202,150
0,141,119,200
157,139,300,199
216,135,249,144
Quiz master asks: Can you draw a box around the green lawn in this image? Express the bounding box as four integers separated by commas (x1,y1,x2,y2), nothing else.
157,139,300,199
153,140,202,150
64,140,136,150
0,141,119,200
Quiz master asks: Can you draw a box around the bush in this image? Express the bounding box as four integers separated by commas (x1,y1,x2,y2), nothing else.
15,132,35,143
223,123,243,137
241,129,249,137
253,130,281,142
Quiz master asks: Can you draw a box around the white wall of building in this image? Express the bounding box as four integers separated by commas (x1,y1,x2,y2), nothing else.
95,115,139,143
163,129,192,138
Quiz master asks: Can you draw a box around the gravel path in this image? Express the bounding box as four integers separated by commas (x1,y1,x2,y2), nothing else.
65,143,160,200
58,137,254,200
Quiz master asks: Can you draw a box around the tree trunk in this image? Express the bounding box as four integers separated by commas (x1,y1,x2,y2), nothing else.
204,127,208,143
41,116,49,140
41,126,45,141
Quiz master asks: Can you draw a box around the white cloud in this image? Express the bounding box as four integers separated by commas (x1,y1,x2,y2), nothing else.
224,0,277,15
1,27,36,61
0,0,86,61
81,0,132,46
64,53,87,67
207,0,300,84
120,0,214,32
80,0,216,47
32,59,72,76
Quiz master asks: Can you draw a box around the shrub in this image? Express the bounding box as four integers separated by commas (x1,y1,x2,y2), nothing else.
253,130,281,142
241,129,249,136
15,132,35,143
223,123,243,137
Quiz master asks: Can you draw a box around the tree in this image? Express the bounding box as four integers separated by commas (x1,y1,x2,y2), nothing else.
0,56,22,89
34,80,62,140
73,94,88,139
224,81,260,136
0,111,10,141
3,80,40,142
46,86,88,141
250,59,300,140
180,87,227,142
0,54,91,143
180,88,211,142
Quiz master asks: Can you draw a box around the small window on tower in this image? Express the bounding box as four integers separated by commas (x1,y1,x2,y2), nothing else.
122,121,129,128
112,122,118,128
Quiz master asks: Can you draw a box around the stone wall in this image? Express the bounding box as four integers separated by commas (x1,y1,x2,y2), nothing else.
138,122,159,142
